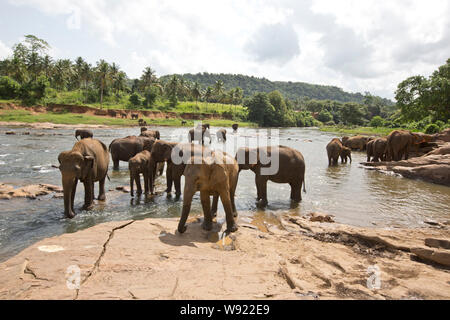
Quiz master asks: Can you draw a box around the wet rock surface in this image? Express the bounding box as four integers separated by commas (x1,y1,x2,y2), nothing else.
1,215,449,300
0,183,63,200
362,143,450,186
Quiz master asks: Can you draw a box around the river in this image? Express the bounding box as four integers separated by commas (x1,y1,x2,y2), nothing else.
1,125,449,262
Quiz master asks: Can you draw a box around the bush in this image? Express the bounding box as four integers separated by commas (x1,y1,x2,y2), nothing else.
317,110,332,123
435,120,445,130
129,93,142,107
19,76,50,105
0,76,21,99
425,123,440,134
369,116,384,127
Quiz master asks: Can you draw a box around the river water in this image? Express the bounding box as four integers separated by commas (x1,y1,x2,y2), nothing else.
0,126,449,262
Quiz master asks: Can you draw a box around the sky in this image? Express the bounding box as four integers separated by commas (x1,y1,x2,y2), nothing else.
0,0,449,100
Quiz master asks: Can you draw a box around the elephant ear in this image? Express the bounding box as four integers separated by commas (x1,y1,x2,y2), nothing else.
84,155,97,178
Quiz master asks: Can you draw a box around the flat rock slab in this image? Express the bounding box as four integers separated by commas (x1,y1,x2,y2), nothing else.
1,216,449,300
0,183,63,200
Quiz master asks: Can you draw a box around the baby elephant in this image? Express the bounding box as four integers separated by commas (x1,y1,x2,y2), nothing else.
129,150,152,197
340,146,352,164
75,129,93,140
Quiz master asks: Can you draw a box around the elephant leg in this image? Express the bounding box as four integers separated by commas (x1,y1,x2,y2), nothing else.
71,179,78,212
98,177,106,201
211,195,219,217
83,180,94,210
174,175,182,197
166,164,173,193
256,176,268,206
255,175,262,201
113,159,120,171
143,170,149,195
291,182,301,202
220,189,238,233
130,174,134,197
200,191,213,231
178,188,195,234
136,174,142,195
230,188,238,218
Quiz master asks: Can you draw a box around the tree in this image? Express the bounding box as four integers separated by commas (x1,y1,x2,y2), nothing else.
340,102,365,125
166,75,179,107
214,80,225,102
191,82,201,106
245,93,274,126
95,60,110,107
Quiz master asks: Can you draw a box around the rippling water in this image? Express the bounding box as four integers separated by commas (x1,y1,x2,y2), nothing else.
0,125,449,262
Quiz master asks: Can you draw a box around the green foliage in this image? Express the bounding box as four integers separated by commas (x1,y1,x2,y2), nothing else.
396,58,450,122
369,116,384,128
425,124,440,134
317,110,333,123
19,75,49,105
0,76,21,99
129,93,142,108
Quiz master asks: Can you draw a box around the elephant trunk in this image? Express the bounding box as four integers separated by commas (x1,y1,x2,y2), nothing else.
62,176,77,219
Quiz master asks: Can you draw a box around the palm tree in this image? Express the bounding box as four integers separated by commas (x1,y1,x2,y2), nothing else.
214,80,225,109
80,62,92,103
191,82,201,107
166,75,179,107
42,55,53,79
96,60,110,108
140,67,156,92
74,57,85,90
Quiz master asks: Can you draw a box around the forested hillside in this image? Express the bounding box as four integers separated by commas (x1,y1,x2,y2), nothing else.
160,72,393,105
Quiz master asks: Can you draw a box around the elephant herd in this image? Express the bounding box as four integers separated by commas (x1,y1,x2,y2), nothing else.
327,130,434,166
56,124,306,234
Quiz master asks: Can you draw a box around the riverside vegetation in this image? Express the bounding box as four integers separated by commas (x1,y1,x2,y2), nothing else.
0,35,449,132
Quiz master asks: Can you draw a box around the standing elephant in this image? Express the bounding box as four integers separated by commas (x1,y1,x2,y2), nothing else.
341,136,350,145
129,150,151,197
366,140,375,162
344,136,373,151
236,146,306,206
57,138,109,219
327,138,343,166
189,127,211,145
149,140,206,196
386,130,427,161
140,129,161,140
75,129,93,140
131,113,139,120
232,124,239,132
177,150,239,234
109,136,155,170
372,138,388,162
216,129,227,142
340,146,352,164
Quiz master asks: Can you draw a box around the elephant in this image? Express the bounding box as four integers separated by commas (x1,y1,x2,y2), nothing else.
140,129,161,140
340,146,352,164
366,140,375,162
181,120,187,126
129,150,151,197
341,136,350,145
372,138,388,162
326,138,344,166
189,127,211,145
386,130,428,161
109,110,117,118
177,150,239,234
131,113,139,120
121,113,127,119
109,136,155,170
236,146,306,206
57,138,109,219
216,129,227,142
149,140,207,196
232,124,239,132
75,129,93,141
344,136,373,151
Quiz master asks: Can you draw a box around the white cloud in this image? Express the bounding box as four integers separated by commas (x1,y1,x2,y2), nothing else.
5,0,450,99
0,40,12,59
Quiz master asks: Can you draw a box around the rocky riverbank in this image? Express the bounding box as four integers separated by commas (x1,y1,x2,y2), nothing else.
362,142,450,186
1,214,449,300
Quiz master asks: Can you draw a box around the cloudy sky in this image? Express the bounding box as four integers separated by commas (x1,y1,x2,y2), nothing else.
0,0,449,99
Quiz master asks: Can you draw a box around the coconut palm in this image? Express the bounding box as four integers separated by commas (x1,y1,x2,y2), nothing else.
95,60,110,107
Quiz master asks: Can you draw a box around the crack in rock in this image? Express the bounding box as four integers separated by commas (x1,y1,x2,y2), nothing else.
75,221,135,299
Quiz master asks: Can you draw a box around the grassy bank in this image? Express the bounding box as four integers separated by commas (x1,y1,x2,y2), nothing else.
0,109,256,128
320,126,405,136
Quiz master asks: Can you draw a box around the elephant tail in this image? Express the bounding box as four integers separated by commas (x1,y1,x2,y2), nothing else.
303,177,306,193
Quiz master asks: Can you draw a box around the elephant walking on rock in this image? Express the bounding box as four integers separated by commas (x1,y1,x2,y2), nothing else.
236,146,306,207
178,150,239,234
386,130,429,161
57,138,109,218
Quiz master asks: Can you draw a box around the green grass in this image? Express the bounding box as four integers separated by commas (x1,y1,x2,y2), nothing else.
320,126,404,136
0,109,257,127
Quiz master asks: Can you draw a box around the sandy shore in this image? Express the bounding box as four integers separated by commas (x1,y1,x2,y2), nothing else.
1,214,449,300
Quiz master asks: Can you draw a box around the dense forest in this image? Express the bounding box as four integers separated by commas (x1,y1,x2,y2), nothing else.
0,35,448,133
160,72,394,106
